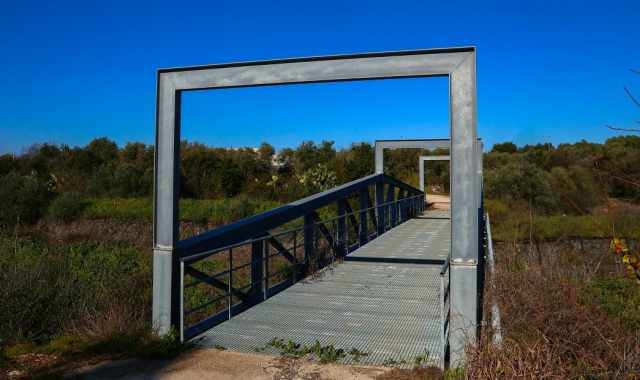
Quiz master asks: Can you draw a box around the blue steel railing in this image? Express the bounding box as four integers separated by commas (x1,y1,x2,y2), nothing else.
440,259,451,369
178,174,425,341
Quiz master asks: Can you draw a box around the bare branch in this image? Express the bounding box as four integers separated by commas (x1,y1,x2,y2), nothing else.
606,124,640,132
624,86,640,108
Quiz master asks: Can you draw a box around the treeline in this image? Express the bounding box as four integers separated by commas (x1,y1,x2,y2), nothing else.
0,138,447,227
1,135,639,227
484,136,640,214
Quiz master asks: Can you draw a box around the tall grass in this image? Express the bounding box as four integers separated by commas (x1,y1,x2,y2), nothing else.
465,241,640,378
83,197,280,224
0,234,151,345
485,198,640,241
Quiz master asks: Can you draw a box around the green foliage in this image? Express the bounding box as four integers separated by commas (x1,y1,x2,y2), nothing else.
348,347,369,363
382,357,407,366
585,277,640,330
82,197,280,224
47,192,86,223
484,159,557,212
0,235,151,344
444,367,465,380
0,171,52,227
492,141,517,154
488,211,640,241
264,338,366,364
413,350,431,367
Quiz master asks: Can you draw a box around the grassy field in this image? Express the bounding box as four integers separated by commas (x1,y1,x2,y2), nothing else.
83,197,281,223
2,197,640,379
486,198,640,241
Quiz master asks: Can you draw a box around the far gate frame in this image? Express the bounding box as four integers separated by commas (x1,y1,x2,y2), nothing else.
419,155,450,195
153,47,479,365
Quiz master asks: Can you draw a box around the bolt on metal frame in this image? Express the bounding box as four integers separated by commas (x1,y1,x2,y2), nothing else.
153,47,478,365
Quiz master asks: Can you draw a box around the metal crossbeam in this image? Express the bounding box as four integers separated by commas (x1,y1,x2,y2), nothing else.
310,211,342,257
267,236,298,264
184,266,249,302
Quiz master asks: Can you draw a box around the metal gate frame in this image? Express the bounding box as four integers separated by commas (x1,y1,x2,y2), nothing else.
419,155,450,193
153,47,478,365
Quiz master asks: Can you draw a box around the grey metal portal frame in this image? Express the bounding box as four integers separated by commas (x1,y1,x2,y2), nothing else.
153,47,478,365
374,139,450,175
419,155,450,193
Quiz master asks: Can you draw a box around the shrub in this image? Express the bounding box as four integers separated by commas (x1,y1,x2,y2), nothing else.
0,172,52,227
48,192,86,223
0,236,151,345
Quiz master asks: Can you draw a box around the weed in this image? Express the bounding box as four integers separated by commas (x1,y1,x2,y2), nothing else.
412,350,430,367
443,367,465,380
348,347,369,363
584,276,640,330
382,357,407,367
264,338,365,364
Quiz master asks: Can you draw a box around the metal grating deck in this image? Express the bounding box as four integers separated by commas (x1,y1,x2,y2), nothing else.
194,213,450,367
347,210,450,263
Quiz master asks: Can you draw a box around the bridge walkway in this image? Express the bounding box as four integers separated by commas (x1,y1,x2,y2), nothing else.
194,209,451,367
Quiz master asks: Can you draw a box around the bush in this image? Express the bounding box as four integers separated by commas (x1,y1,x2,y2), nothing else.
0,236,151,344
0,172,52,227
585,277,640,331
48,192,86,223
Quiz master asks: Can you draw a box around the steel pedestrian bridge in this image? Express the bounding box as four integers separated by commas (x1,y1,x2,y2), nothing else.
152,47,484,368
193,209,452,368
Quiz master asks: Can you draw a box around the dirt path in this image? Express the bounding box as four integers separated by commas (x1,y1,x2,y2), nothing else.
67,349,392,380
426,194,450,210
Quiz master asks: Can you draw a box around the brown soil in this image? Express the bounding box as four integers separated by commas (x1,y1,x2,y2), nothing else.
65,349,395,380
425,194,450,210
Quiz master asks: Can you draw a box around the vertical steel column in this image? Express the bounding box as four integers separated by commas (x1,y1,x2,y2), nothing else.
397,189,406,222
337,200,347,255
153,76,181,336
304,214,315,270
389,185,397,226
374,144,384,174
358,189,368,244
449,49,478,367
250,239,265,305
419,158,426,193
375,181,385,236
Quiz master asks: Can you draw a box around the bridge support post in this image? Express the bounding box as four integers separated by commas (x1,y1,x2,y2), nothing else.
358,189,368,244
304,214,315,270
250,239,265,303
448,48,478,367
398,189,406,222
449,262,478,365
375,182,385,236
337,201,347,255
153,79,181,337
389,186,397,227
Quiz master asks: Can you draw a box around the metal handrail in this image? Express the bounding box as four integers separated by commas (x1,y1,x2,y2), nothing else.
179,173,422,256
180,194,424,264
440,256,451,369
179,178,425,341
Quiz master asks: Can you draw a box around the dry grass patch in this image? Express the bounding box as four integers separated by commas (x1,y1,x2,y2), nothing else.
466,241,640,379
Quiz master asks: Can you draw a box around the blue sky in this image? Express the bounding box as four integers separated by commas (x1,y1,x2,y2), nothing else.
1,0,639,153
